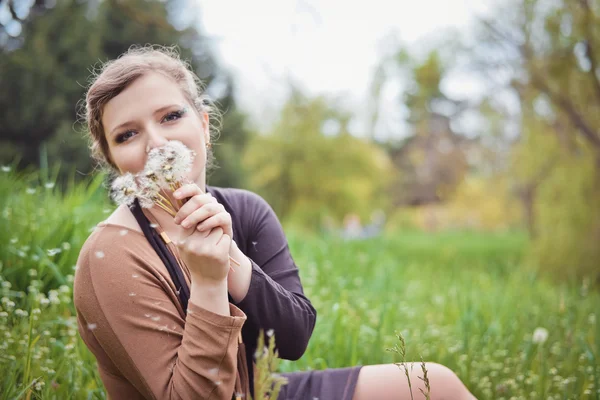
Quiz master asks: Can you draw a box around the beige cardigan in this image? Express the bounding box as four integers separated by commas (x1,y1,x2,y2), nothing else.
74,222,246,399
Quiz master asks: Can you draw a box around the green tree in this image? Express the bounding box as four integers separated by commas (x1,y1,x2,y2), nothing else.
243,88,393,230
0,0,251,188
475,0,600,281
371,48,473,207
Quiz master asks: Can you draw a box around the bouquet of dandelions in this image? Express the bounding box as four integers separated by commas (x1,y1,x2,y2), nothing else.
110,140,239,269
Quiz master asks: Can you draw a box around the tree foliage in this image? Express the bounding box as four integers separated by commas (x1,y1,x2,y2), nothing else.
0,0,250,188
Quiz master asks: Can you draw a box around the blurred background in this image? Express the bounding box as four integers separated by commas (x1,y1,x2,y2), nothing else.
0,0,599,398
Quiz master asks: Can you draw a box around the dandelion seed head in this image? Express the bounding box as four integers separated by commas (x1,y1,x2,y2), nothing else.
532,327,548,344
110,172,139,206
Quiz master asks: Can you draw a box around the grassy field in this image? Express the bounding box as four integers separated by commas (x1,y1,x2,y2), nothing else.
0,168,599,399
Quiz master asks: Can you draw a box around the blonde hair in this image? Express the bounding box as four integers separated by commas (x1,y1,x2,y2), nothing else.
81,45,220,173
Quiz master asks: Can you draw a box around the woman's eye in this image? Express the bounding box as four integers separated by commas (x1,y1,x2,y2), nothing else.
162,110,184,123
116,130,136,143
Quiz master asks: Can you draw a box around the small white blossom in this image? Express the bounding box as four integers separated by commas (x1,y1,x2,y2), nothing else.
26,188,36,195
47,248,62,257
45,182,55,189
1,166,10,172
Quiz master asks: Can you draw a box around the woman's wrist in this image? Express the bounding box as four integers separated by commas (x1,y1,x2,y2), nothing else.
189,277,229,316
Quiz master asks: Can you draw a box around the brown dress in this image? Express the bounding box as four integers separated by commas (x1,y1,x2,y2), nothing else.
74,185,362,399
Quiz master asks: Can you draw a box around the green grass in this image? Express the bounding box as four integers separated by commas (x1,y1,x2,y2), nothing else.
0,167,599,399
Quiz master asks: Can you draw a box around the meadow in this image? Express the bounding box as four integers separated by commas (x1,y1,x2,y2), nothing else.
0,168,598,399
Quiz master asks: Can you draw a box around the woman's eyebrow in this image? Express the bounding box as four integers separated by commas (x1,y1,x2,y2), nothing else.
109,104,183,137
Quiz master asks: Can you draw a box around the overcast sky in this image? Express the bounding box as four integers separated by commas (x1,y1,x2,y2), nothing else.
195,0,497,138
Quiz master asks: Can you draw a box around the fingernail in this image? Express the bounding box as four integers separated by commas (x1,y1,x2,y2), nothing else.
173,191,181,199
181,221,189,228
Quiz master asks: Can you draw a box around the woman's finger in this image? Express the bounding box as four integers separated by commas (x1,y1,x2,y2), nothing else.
196,212,232,236
173,183,205,199
180,203,224,228
174,194,216,224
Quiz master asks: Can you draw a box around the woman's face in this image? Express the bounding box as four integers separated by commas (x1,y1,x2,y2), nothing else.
102,71,209,188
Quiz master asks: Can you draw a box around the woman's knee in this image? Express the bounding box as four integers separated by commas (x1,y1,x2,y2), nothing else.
425,362,475,400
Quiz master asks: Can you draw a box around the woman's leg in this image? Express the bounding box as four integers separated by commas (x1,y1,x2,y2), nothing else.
352,363,476,400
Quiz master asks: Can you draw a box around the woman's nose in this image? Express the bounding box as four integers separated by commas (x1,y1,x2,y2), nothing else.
145,127,169,152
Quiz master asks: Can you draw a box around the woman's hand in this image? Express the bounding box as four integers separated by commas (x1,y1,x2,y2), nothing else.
175,226,231,284
172,184,233,238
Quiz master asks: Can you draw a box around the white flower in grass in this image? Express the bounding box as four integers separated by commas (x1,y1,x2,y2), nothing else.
47,248,62,257
45,182,55,189
26,188,36,195
1,166,10,172
532,327,548,344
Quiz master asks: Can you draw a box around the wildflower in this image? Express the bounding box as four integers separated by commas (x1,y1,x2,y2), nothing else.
1,166,10,172
45,182,55,189
47,248,62,257
532,327,548,344
28,269,37,277
33,381,44,392
26,188,36,195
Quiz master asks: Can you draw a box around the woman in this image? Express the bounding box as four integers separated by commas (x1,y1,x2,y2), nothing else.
74,46,476,400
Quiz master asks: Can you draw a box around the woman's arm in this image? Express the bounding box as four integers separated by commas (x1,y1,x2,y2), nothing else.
229,190,317,361
74,227,245,400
